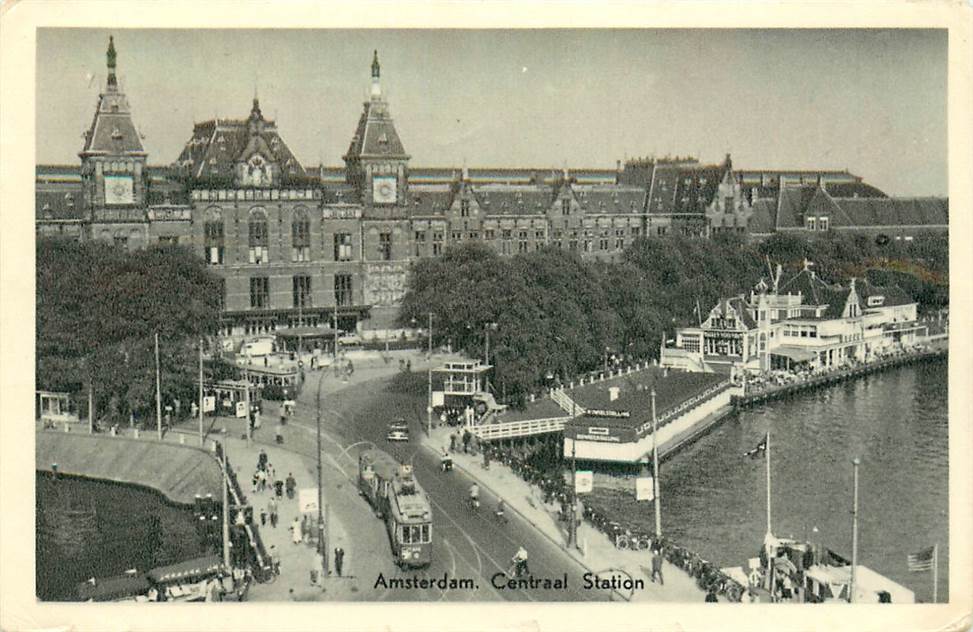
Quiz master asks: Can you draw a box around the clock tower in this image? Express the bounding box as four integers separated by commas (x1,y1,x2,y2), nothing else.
79,36,148,215
343,50,410,214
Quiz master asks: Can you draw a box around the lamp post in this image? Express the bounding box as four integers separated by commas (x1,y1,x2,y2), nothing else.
651,388,661,537
849,457,860,603
484,322,498,392
315,369,328,576
427,314,433,435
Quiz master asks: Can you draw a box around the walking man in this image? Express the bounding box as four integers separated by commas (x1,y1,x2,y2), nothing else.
651,547,665,585
334,546,345,577
268,497,278,528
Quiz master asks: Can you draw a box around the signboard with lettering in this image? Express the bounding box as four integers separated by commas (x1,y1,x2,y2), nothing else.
432,391,445,407
585,409,631,419
635,476,655,501
235,401,247,419
575,471,593,494
202,396,216,413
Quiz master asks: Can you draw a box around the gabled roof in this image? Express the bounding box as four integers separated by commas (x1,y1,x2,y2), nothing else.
573,185,646,215
472,184,554,216
856,280,915,307
748,198,777,234
646,158,728,216
819,288,855,320
778,267,832,304
832,198,948,227
775,186,818,228
36,187,85,220
408,184,454,216
173,99,306,183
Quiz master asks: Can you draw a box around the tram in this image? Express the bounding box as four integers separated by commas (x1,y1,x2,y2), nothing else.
358,448,433,569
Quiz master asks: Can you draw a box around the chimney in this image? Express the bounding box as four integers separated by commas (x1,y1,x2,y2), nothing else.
609,386,620,401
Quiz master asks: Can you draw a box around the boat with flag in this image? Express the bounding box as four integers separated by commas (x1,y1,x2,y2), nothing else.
719,431,917,603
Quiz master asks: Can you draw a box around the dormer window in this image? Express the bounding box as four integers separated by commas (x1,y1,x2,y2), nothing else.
111,127,122,140
378,132,388,144
460,199,471,217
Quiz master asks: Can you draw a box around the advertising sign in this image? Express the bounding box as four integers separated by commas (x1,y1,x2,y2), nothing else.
235,401,247,418
635,476,655,501
298,488,319,514
432,391,445,407
202,396,216,413
575,471,594,494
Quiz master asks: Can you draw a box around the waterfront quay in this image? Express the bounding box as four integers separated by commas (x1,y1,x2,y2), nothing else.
734,343,947,409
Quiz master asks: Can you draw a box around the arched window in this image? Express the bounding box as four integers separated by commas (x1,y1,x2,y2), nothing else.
291,207,311,262
204,207,225,264
248,207,269,264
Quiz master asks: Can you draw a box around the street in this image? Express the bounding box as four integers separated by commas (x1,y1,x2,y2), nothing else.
276,365,609,602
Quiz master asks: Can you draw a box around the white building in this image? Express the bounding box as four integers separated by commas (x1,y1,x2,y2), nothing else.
661,263,922,376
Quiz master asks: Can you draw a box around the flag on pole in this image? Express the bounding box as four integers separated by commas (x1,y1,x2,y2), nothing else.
743,433,768,458
907,545,935,572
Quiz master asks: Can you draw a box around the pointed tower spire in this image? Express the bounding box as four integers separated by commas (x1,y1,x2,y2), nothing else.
370,50,382,99
106,36,118,91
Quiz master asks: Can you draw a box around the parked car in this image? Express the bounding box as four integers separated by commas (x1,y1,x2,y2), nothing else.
386,419,410,442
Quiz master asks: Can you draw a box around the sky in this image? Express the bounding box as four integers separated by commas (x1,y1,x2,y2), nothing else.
36,28,947,197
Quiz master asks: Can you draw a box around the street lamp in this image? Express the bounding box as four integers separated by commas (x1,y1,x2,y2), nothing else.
315,368,328,577
484,322,498,392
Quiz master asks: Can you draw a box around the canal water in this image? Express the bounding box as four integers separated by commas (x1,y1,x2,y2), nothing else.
35,473,209,601
614,359,948,602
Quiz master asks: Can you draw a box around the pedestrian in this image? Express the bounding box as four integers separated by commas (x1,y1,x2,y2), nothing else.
705,589,719,603
291,517,302,545
268,497,278,528
276,423,284,445
334,546,345,577
406,359,412,372
449,432,457,452
267,462,276,486
257,468,268,492
259,507,267,526
651,548,664,585
286,473,296,499
274,479,284,499
253,409,262,431
269,544,280,575
251,470,259,494
301,515,310,543
346,359,354,377
462,430,471,454
258,449,268,471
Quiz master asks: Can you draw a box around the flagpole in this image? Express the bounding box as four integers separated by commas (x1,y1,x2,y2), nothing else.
155,332,162,440
932,543,938,603
850,457,860,604
765,431,772,537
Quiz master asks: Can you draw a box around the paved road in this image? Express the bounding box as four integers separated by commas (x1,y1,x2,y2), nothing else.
282,371,610,602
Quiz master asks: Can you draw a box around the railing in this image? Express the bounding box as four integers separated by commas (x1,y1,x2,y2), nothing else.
549,388,579,416
472,416,571,441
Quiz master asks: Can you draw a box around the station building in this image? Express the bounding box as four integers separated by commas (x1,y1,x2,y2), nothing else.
35,38,948,343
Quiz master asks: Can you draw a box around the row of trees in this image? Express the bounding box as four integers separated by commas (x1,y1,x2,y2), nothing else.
399,231,948,406
37,238,223,425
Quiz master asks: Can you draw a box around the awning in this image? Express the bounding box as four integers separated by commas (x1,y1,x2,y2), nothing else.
77,574,150,601
771,346,817,363
147,555,222,584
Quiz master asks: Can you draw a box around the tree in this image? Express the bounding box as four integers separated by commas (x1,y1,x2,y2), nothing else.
36,238,223,423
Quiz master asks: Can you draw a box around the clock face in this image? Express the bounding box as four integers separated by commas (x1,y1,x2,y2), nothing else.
104,175,134,205
372,176,397,205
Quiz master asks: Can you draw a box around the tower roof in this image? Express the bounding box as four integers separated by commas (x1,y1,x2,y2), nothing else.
80,37,145,157
345,52,409,162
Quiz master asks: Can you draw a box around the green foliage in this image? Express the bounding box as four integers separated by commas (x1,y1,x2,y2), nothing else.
36,238,223,421
401,231,948,401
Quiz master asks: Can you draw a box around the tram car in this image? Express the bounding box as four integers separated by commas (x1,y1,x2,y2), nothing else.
358,448,433,569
